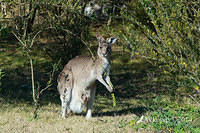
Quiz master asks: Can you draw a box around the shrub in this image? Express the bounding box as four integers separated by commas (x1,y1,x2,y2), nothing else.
114,0,200,93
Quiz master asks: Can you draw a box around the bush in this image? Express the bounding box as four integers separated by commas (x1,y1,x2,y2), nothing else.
114,0,200,93
2,0,93,66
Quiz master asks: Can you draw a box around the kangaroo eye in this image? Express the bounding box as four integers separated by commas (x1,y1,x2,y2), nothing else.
81,94,84,98
100,46,102,49
65,74,69,78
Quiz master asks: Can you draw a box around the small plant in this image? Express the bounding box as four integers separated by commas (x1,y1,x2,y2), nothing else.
118,119,128,128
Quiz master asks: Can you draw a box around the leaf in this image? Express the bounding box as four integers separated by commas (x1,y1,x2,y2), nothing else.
194,85,199,91
111,93,116,107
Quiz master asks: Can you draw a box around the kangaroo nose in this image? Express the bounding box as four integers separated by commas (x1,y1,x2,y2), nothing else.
107,47,110,52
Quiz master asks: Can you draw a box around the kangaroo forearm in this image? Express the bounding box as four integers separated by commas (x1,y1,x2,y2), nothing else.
98,77,110,88
105,76,113,89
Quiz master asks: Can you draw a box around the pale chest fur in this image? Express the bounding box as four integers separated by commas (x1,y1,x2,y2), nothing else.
98,58,110,76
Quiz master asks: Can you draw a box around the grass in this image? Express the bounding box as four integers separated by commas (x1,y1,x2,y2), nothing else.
1,95,199,133
0,96,138,133
130,96,200,132
0,39,200,133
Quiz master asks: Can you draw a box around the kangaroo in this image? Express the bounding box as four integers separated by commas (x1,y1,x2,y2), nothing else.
57,33,117,119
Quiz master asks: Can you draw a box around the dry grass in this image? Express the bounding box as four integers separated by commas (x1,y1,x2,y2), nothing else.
0,96,141,133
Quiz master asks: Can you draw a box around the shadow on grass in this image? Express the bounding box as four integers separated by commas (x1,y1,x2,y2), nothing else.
93,106,149,117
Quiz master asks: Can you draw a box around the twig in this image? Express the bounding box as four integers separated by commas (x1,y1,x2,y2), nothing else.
189,95,200,105
31,30,43,47
12,31,26,46
39,63,56,95
39,83,53,95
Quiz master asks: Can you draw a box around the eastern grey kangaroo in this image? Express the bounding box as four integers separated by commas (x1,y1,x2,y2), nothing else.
57,34,117,119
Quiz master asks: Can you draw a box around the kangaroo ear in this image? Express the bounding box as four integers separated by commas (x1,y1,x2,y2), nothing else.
96,33,105,42
107,37,117,45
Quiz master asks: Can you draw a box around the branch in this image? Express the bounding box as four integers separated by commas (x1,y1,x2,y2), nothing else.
12,31,32,54
39,62,57,95
29,55,36,103
31,30,42,47
189,95,200,105
39,83,53,95
12,31,26,46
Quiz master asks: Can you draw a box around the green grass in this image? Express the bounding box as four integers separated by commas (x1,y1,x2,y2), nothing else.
129,95,200,132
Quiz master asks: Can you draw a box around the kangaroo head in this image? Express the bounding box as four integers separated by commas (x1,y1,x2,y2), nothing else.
81,92,89,104
96,34,117,58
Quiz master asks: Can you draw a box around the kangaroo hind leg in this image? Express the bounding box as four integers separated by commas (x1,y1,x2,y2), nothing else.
86,84,96,119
